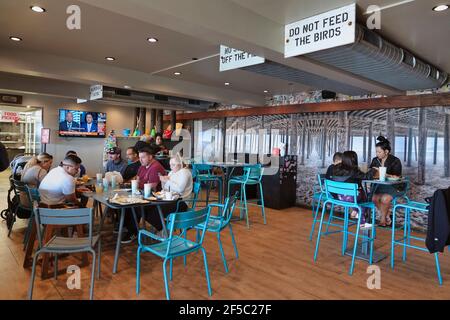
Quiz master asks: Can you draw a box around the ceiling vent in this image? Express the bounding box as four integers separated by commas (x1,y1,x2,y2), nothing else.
305,24,448,91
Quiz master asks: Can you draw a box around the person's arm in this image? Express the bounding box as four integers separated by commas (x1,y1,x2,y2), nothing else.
0,142,9,172
390,158,402,176
165,171,189,194
62,178,81,206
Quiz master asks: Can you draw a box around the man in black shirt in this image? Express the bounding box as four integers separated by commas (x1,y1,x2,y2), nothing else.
123,146,140,182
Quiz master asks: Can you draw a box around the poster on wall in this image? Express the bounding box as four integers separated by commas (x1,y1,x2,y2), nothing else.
41,128,50,144
284,3,356,57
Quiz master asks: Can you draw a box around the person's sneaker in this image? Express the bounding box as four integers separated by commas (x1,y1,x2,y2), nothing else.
121,232,137,244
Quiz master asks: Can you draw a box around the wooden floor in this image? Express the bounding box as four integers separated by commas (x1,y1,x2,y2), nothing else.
1,170,449,300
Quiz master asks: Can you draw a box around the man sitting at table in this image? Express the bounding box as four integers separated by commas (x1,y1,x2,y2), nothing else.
105,147,127,177
122,146,141,182
38,154,87,208
121,146,166,243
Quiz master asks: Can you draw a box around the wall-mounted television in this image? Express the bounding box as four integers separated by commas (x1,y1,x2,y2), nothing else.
58,109,106,138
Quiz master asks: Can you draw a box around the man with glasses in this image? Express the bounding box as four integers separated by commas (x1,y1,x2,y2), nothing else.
38,154,85,208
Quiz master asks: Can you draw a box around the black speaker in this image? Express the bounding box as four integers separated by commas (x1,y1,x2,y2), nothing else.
322,90,336,99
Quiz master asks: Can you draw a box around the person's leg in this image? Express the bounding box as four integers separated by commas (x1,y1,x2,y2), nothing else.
379,194,393,225
372,194,383,224
144,202,187,231
123,208,138,236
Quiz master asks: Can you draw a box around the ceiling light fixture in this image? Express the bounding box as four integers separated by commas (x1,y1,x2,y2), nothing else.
26,105,31,108
433,4,449,11
30,5,46,13
174,72,182,76
263,90,269,93
9,36,22,42
147,37,158,43
105,57,116,61
224,82,230,86
124,85,131,89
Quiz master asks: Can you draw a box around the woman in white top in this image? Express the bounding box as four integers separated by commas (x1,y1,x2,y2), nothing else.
20,152,53,205
143,155,193,234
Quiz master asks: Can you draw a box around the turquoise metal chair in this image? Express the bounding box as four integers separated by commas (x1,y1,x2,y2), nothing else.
193,193,239,273
177,181,201,211
136,207,212,300
309,174,358,241
314,179,376,275
192,163,223,205
23,187,40,250
391,201,442,285
28,207,101,300
227,164,266,228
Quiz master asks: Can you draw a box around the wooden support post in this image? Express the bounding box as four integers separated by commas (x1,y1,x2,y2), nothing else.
386,109,396,154
433,132,438,165
171,111,176,136
367,122,373,164
407,127,413,167
306,129,311,159
334,130,338,153
149,109,156,131
157,110,163,133
403,135,407,162
417,108,427,185
445,114,450,177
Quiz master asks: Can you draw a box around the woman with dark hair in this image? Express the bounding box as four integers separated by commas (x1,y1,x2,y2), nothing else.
369,136,403,227
331,151,373,225
153,132,168,155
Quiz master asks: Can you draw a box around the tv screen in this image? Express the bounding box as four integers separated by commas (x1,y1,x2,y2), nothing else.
58,109,106,138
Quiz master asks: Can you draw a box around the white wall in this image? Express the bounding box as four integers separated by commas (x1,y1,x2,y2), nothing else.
19,94,135,176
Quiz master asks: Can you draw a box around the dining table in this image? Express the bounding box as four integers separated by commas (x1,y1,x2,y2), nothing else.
83,188,179,274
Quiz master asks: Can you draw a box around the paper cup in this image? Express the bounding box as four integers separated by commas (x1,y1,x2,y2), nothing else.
131,180,138,195
144,183,151,198
165,191,173,200
379,166,387,181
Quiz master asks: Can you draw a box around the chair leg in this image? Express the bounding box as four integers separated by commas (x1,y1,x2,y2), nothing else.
27,250,41,300
183,230,188,266
342,207,349,256
23,215,34,249
435,253,443,285
97,239,102,279
349,213,362,275
369,207,376,265
243,185,249,228
200,247,212,296
206,181,211,206
309,194,322,241
391,206,398,269
89,249,96,300
169,258,173,281
162,259,171,300
54,254,58,280
313,204,328,262
7,207,18,237
325,203,335,234
217,232,229,273
259,182,266,225
229,224,239,259
136,247,142,295
402,208,409,262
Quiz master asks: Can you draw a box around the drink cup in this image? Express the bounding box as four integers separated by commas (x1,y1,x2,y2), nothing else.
96,173,103,183
379,167,387,181
144,183,151,198
111,176,117,189
131,180,138,195
165,191,173,201
95,183,103,194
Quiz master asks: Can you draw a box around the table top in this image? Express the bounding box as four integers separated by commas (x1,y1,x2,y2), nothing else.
82,189,179,208
362,179,406,186
203,161,252,168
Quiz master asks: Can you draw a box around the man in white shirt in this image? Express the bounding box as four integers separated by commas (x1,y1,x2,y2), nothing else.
39,154,84,208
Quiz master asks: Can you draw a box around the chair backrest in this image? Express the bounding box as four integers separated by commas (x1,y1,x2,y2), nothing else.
244,164,263,182
192,163,212,179
190,181,201,210
26,187,40,203
324,179,359,205
220,192,238,226
34,207,94,248
165,207,211,257
317,173,326,193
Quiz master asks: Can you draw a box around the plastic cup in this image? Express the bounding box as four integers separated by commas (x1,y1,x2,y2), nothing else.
144,183,151,198
95,183,103,194
111,176,117,189
96,173,102,183
131,180,138,195
379,167,387,181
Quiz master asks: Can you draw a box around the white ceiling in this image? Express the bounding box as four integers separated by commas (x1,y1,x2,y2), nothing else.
0,0,448,108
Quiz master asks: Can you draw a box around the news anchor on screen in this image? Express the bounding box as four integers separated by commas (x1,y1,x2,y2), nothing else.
81,113,98,133
59,111,80,132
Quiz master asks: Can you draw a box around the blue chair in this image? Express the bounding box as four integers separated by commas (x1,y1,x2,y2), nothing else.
227,164,266,228
176,181,201,212
314,179,376,275
136,207,212,300
192,163,223,205
391,201,442,285
23,187,40,250
193,193,239,273
309,174,357,241
28,207,101,300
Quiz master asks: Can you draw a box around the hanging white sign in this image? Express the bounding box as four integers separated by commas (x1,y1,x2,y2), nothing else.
90,84,103,100
219,45,265,72
284,3,356,58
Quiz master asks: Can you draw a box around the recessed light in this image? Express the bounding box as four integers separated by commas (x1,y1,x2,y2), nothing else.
9,36,22,42
263,90,269,93
124,85,131,89
147,37,158,43
105,57,116,61
433,4,449,11
224,82,230,86
30,5,46,13
26,105,31,108
174,72,182,76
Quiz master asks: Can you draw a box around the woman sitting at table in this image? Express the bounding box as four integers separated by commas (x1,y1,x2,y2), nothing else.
330,151,373,225
369,136,403,227
153,132,169,155
20,153,54,207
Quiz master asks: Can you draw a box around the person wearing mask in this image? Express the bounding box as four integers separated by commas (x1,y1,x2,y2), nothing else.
325,152,343,179
153,132,168,155
122,146,141,182
105,147,127,177
0,141,9,172
65,150,86,177
20,153,53,206
38,154,87,208
369,136,403,227
331,151,373,225
121,146,166,243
